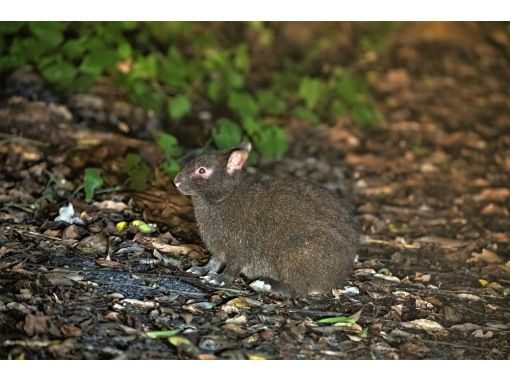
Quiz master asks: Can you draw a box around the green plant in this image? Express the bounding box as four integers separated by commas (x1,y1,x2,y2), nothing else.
83,167,104,201
0,22,383,161
124,153,150,192
156,133,182,176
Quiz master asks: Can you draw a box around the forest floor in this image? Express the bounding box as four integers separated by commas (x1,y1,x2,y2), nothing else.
0,22,509,359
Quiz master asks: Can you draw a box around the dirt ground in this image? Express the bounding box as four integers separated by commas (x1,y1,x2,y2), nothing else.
0,22,509,359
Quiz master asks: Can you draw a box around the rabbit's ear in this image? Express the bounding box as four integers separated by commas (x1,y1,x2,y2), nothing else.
226,148,249,175
233,141,252,152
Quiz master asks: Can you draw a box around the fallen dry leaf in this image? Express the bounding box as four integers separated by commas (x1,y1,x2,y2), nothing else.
473,188,510,203
456,293,482,301
450,323,480,332
471,330,494,339
96,258,125,268
401,319,448,336
467,249,504,265
93,200,128,211
24,314,49,336
60,325,82,337
133,234,206,258
480,203,509,216
417,236,470,249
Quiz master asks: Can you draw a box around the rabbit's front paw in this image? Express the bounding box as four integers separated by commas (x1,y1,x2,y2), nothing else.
203,272,233,286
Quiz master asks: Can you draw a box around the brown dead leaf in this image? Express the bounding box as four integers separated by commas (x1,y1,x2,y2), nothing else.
481,203,509,216
361,185,398,197
62,225,83,240
11,263,34,275
402,319,448,336
345,153,385,170
0,246,14,258
133,234,206,259
323,127,360,148
400,342,430,355
456,293,482,301
391,304,404,317
474,188,510,203
60,325,82,337
417,236,470,249
490,232,510,243
198,354,217,360
381,69,411,92
76,233,108,254
223,323,247,336
96,258,125,268
225,297,250,310
467,249,504,265
444,306,463,322
414,272,431,282
471,330,494,339
47,339,75,359
472,178,491,187
24,314,49,336
438,131,487,149
92,200,128,211
105,312,120,321
450,322,480,332
43,229,62,238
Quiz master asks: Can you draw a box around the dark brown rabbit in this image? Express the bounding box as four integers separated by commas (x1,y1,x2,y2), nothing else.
174,142,358,297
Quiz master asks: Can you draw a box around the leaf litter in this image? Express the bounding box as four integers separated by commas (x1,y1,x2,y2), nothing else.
1,22,510,359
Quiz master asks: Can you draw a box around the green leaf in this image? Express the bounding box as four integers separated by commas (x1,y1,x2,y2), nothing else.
234,44,250,72
9,37,44,62
62,37,89,59
0,55,26,70
298,77,325,109
253,124,288,158
117,41,132,59
213,118,243,149
163,159,181,176
256,89,286,115
293,106,319,124
41,59,78,85
330,99,348,118
156,133,182,159
336,72,361,106
0,22,25,34
352,103,380,127
160,47,188,89
207,81,222,102
73,74,96,92
79,54,106,76
120,21,138,31
83,168,104,202
168,95,191,120
29,22,63,49
242,116,262,135
226,71,244,89
147,329,180,339
228,92,259,117
124,153,150,192
132,54,158,80
317,316,356,325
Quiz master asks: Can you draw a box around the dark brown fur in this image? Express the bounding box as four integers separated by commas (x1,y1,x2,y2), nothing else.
174,142,358,296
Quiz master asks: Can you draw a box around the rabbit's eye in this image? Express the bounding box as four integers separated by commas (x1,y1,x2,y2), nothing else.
198,167,206,174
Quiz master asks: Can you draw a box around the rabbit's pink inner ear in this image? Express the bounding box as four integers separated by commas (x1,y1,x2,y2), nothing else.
227,150,249,175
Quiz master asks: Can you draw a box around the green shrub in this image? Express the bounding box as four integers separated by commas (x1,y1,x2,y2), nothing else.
0,22,382,162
